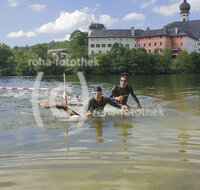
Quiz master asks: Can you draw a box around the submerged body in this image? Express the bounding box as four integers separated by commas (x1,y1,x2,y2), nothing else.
87,96,122,113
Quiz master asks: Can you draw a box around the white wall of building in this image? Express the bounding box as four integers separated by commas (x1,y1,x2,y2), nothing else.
88,38,137,56
186,36,199,53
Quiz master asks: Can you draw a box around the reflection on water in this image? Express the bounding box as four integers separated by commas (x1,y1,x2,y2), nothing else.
0,74,200,190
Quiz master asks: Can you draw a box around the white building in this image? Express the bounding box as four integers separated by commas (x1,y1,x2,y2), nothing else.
47,48,68,58
88,24,138,56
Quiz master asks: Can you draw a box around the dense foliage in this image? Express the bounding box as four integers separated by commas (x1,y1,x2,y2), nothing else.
93,44,200,75
0,29,200,76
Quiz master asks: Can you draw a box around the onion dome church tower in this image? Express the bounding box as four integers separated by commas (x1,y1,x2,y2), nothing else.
179,0,191,21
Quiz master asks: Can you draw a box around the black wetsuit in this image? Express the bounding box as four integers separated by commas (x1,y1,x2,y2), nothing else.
87,96,122,113
110,85,140,105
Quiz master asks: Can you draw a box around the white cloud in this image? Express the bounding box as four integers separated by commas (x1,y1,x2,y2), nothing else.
153,0,200,16
7,30,24,38
153,2,180,16
7,7,96,38
35,8,95,34
122,12,146,21
54,34,71,42
140,0,157,9
6,7,121,39
97,14,119,26
29,4,46,12
8,0,19,7
6,30,36,38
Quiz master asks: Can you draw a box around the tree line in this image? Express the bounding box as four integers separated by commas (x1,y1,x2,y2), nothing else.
94,43,200,75
0,29,200,76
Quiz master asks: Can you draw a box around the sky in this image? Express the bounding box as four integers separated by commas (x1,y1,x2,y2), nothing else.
1,0,200,47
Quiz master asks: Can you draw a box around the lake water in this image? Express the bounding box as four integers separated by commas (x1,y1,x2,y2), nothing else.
0,74,200,190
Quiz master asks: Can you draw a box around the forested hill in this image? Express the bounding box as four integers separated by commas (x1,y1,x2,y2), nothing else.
13,40,69,52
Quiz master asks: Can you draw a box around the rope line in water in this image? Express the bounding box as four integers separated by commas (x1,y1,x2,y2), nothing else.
0,87,62,91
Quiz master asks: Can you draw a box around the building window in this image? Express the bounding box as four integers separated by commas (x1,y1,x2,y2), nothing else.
144,43,145,47
102,44,106,47
125,44,129,47
92,51,94,54
120,44,124,47
108,44,112,47
139,44,140,47
149,49,151,53
91,44,95,48
135,44,136,48
96,44,100,48
160,49,163,52
160,42,162,46
181,42,183,46
160,36,162,38
106,50,109,53
181,37,182,39
149,37,151,39
155,42,157,46
99,50,101,54
149,43,151,46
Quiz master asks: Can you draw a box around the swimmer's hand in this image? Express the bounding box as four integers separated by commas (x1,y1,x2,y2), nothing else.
120,105,128,109
41,103,51,109
115,96,124,101
87,112,93,117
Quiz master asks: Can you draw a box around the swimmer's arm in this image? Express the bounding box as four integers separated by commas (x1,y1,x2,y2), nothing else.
130,90,142,109
41,103,67,111
108,98,128,109
87,101,93,116
110,87,120,101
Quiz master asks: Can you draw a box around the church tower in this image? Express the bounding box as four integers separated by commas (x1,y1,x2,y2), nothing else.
179,0,191,22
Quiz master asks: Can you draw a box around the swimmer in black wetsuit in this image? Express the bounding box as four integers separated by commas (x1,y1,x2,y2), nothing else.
110,76,142,109
87,86,128,116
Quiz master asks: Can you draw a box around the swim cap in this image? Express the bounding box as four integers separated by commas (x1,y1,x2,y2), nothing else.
94,86,102,92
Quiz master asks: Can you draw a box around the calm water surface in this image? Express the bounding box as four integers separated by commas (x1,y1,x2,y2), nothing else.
0,74,200,190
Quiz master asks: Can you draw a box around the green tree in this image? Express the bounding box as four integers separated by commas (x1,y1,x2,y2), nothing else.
172,51,194,73
14,49,36,76
0,43,15,75
133,48,152,74
108,43,128,74
155,47,172,74
190,52,200,73
93,23,106,30
33,44,48,59
69,30,88,46
94,54,111,74
164,22,174,29
68,30,88,59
